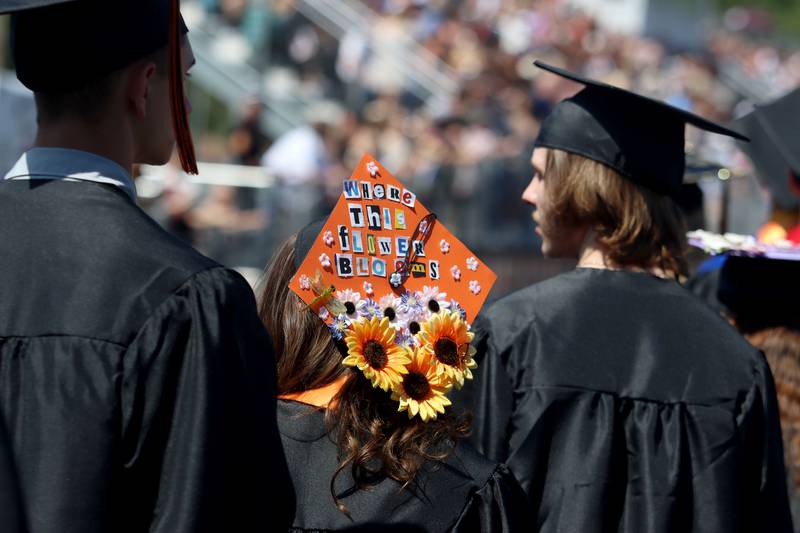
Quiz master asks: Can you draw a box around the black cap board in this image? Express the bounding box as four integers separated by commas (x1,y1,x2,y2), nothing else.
0,0,72,11
4,0,197,174
718,254,800,331
533,61,749,197
294,218,328,270
9,0,184,93
734,88,800,210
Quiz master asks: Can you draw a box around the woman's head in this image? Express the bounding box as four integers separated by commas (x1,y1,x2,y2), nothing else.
522,147,688,277
257,234,346,395
257,231,470,514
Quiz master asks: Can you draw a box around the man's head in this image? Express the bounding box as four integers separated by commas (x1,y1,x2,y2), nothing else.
32,39,195,166
523,61,750,276
9,0,195,167
523,146,689,276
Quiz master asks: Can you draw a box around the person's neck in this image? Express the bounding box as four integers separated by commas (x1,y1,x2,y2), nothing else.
34,118,134,175
576,232,671,279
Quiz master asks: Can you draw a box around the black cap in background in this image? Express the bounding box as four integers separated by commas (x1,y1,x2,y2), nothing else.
734,88,800,210
718,255,800,332
533,61,748,197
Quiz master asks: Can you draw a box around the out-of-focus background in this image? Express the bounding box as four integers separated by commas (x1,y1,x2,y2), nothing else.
2,0,798,297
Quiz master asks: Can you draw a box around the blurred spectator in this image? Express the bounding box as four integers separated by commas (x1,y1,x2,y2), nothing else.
148,0,800,289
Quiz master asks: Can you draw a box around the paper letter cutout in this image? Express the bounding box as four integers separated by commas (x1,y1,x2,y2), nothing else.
343,180,361,199
401,189,416,208
351,230,364,253
382,207,392,230
361,181,373,200
336,254,353,277
371,258,387,277
429,260,440,280
396,237,409,257
348,204,364,228
356,256,370,277
395,209,406,230
378,237,392,256
338,225,350,251
366,205,382,231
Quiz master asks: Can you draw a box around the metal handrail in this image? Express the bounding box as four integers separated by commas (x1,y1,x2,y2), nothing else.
294,0,460,107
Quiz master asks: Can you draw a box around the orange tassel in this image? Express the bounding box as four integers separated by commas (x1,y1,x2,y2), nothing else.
169,0,198,175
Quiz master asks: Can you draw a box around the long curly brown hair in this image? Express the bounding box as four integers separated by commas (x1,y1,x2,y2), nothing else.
257,235,470,516
745,327,800,490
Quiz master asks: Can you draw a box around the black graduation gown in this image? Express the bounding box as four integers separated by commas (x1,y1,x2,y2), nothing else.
0,180,294,532
277,399,530,532
454,268,793,533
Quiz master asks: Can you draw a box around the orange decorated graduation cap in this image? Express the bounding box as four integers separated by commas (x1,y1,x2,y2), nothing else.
289,155,496,421
5,0,197,174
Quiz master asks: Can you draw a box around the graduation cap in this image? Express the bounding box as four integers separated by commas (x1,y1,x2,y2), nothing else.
687,229,800,330
734,88,800,210
287,155,496,420
718,255,800,332
533,61,748,197
4,0,197,174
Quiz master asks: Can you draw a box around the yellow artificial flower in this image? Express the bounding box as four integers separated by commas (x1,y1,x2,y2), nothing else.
417,310,477,389
391,347,452,422
343,316,411,391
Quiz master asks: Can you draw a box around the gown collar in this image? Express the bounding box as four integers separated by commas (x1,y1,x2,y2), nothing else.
4,147,137,202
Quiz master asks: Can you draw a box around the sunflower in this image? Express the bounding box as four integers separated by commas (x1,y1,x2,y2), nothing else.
391,347,452,422
417,310,477,389
343,316,411,391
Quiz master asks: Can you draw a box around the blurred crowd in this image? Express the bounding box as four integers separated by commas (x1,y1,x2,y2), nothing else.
145,0,800,278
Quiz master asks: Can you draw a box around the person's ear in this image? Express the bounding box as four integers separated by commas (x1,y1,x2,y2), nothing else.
126,62,157,119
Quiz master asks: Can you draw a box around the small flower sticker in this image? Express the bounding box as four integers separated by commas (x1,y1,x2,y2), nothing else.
366,161,380,177
449,299,467,320
336,289,361,318
363,281,374,296
398,290,425,319
298,274,311,290
319,253,332,269
328,315,349,340
390,272,403,287
319,307,330,321
466,257,479,271
322,231,335,247
418,285,450,314
450,266,461,281
469,280,481,295
440,239,450,254
357,298,382,319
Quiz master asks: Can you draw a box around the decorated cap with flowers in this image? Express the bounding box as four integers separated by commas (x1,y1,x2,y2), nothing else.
289,154,496,422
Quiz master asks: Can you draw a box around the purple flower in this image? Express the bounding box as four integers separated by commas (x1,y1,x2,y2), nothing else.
357,298,381,319
398,290,424,318
450,300,467,320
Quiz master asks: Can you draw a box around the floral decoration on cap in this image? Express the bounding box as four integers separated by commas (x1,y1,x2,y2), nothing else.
289,155,496,421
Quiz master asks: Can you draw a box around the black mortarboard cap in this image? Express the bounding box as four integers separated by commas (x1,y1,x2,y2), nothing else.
734,88,800,210
533,61,748,197
718,255,800,331
4,0,197,174
294,218,328,270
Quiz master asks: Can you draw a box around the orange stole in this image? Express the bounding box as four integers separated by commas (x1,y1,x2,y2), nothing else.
278,376,348,408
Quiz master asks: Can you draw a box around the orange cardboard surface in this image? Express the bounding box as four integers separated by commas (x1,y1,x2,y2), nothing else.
289,154,496,323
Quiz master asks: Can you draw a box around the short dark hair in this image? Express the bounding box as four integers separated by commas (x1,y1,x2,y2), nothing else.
34,45,170,124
